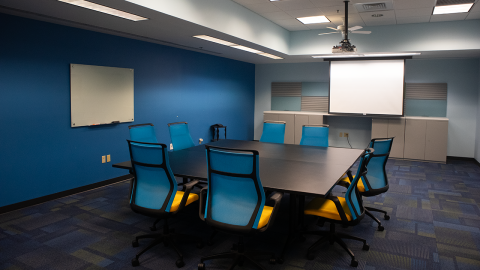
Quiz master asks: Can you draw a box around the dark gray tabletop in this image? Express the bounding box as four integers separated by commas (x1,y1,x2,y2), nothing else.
113,140,364,196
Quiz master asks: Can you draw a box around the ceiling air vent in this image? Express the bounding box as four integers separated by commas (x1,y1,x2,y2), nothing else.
354,1,394,12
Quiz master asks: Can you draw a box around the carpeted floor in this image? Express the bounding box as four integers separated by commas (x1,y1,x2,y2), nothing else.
1,158,480,270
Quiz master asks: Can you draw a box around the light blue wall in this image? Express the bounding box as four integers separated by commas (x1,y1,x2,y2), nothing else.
0,14,255,208
255,58,480,156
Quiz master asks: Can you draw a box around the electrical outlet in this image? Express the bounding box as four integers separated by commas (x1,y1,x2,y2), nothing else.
339,132,343,137
344,133,349,137
107,155,111,162
102,155,106,163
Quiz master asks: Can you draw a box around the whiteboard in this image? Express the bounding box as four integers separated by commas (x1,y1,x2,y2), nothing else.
329,60,405,116
70,64,134,127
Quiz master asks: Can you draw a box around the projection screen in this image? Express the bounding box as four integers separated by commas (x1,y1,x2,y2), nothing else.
329,59,405,116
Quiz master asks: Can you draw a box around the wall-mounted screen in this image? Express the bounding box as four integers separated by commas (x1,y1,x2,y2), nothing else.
329,59,405,116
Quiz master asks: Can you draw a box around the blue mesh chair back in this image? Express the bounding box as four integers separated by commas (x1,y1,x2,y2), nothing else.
205,146,266,233
168,122,195,151
344,149,373,221
259,121,286,144
127,140,177,213
362,138,394,192
300,125,329,147
129,123,158,143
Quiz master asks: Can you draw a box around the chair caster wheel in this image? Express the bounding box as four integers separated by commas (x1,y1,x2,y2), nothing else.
384,214,390,220
277,257,284,264
132,240,139,247
150,226,157,231
307,252,315,260
131,258,140,267
363,244,370,251
176,259,185,268
197,241,204,249
269,256,276,264
351,259,358,267
198,263,206,270
378,225,384,231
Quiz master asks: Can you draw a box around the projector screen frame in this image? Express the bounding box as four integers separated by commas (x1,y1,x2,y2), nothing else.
327,57,408,117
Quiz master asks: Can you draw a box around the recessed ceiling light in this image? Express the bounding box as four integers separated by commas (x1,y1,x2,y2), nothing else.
231,45,263,54
258,53,284,60
363,53,421,57
433,4,474,15
193,35,237,46
58,0,147,21
297,16,330,24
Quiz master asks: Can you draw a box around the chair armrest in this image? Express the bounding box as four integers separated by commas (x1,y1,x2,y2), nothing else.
174,179,199,213
327,195,349,224
199,187,208,221
260,191,283,231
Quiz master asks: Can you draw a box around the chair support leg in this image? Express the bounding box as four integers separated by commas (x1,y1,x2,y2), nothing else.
201,251,236,262
334,235,355,260
135,238,163,259
244,254,267,270
365,206,387,215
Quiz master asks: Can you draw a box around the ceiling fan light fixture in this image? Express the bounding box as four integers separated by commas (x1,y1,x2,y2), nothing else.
433,3,474,14
297,16,330,24
57,0,147,21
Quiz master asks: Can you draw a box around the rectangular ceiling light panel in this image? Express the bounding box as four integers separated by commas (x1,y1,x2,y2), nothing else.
297,16,330,24
58,0,148,21
193,35,237,46
433,3,474,14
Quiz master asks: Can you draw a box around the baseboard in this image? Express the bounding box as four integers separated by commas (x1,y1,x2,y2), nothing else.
446,156,480,167
0,174,133,215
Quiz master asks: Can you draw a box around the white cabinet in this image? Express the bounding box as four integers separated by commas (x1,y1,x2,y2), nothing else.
404,119,426,160
371,118,405,158
425,120,448,162
264,111,325,145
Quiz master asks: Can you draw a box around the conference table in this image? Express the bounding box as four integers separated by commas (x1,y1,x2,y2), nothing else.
113,139,363,262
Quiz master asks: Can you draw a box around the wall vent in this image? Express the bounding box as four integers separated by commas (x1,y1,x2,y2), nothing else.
354,1,394,12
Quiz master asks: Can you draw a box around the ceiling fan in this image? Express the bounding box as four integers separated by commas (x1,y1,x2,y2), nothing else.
318,0,371,53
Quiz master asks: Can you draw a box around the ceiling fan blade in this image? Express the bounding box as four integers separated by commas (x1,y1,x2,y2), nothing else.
351,31,371,34
326,27,338,30
318,32,338,35
348,26,363,31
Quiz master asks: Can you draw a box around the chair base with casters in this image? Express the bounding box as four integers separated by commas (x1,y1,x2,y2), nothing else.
197,236,276,270
132,218,204,268
304,222,369,267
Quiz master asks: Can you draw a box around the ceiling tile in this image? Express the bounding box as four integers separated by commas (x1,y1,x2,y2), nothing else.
307,23,337,30
466,12,480,19
470,2,480,12
260,11,293,20
395,7,433,18
359,10,396,21
273,0,316,11
430,13,469,22
282,25,311,31
233,0,270,5
318,4,359,16
396,16,431,24
285,8,325,18
272,18,305,27
393,0,436,10
326,14,365,26
243,2,282,13
310,0,345,8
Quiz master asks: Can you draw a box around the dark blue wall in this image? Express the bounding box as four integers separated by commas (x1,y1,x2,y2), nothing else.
0,13,255,207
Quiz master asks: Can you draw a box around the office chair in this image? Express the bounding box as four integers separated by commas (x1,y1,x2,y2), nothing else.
303,148,373,267
127,140,203,268
168,122,195,151
300,124,329,147
259,121,286,143
338,137,394,231
129,123,158,143
197,145,283,270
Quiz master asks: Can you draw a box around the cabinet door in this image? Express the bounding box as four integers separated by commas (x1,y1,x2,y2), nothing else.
264,113,279,122
388,118,405,158
425,120,448,162
278,114,295,144
404,119,426,160
308,115,324,125
294,115,309,144
372,118,388,139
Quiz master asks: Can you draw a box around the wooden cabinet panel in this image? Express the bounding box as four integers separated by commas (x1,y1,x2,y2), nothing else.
425,121,448,162
264,113,279,122
278,114,295,144
308,115,324,125
388,118,405,158
404,119,426,160
294,115,309,144
372,118,388,139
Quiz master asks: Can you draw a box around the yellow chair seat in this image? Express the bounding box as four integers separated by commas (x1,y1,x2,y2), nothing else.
304,196,353,221
257,206,274,229
341,175,366,192
170,191,199,212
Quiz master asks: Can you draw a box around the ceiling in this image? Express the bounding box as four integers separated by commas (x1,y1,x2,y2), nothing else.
233,0,480,31
1,0,480,64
